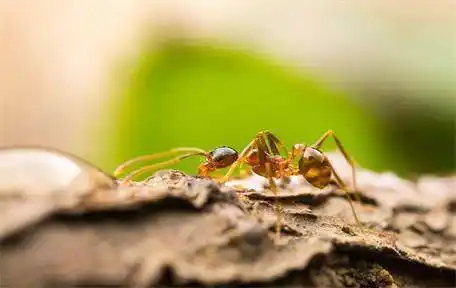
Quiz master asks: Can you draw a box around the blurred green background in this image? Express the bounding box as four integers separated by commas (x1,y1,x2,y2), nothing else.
93,40,454,180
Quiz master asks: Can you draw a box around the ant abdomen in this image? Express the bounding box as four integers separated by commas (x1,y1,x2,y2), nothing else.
299,147,332,189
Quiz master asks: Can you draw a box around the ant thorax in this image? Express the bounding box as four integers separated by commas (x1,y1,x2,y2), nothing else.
250,154,292,178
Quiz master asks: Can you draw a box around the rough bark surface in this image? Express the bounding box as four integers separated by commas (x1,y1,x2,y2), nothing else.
1,154,455,287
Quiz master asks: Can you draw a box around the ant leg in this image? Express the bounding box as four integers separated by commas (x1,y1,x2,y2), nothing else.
220,138,257,183
239,164,252,178
257,131,281,156
312,130,359,198
113,147,207,178
264,131,289,156
230,130,281,175
265,162,281,242
327,162,361,225
257,134,282,240
120,153,201,183
258,131,278,155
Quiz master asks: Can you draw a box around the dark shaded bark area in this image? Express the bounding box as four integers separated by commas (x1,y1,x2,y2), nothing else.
1,163,455,287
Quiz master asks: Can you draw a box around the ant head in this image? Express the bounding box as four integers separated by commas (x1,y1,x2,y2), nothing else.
298,147,332,189
209,146,238,168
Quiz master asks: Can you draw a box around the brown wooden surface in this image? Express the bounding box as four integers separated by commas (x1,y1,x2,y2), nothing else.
1,163,455,287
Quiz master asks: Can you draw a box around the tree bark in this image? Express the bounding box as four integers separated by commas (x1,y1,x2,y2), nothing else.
1,160,455,287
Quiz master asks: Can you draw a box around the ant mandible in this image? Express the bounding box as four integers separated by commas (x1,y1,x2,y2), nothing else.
113,130,360,240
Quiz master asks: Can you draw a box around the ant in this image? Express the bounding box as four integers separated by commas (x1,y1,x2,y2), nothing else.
113,130,360,240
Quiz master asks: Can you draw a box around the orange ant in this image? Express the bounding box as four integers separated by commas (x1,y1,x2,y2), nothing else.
113,130,360,240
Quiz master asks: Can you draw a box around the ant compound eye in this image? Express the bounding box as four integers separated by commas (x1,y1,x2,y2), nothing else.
303,147,325,163
209,146,238,168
